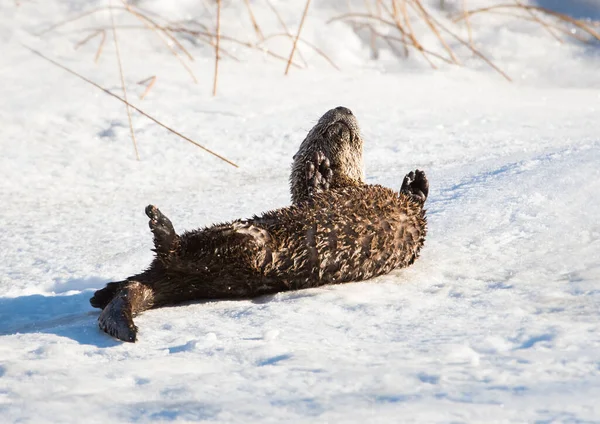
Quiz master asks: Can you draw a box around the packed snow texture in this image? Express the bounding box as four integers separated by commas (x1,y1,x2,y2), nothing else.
1,0,600,422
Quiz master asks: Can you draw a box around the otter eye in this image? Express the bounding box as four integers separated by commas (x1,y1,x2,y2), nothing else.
338,127,344,137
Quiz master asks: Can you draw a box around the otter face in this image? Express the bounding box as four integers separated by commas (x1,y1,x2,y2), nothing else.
290,106,365,204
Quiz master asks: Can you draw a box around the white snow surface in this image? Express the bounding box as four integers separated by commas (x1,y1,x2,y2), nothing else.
1,0,600,422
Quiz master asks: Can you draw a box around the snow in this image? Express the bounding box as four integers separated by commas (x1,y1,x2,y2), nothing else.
1,0,600,422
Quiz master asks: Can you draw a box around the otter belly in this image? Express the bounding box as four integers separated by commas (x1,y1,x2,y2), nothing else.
256,184,427,290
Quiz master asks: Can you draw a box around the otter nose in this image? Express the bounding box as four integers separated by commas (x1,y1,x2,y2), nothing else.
335,106,353,115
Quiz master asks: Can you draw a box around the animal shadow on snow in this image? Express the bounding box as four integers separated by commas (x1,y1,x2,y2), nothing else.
0,277,303,347
0,277,122,347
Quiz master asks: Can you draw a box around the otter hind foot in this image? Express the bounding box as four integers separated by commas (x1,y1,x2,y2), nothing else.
145,205,179,259
98,294,138,342
306,150,333,197
97,281,154,343
401,169,429,203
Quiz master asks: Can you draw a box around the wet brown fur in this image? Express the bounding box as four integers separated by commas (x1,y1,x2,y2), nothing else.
91,107,428,342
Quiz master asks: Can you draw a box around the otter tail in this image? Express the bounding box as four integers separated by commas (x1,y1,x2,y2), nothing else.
90,280,128,309
97,281,154,342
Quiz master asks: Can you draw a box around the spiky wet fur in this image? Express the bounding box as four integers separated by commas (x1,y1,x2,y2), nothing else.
91,107,428,342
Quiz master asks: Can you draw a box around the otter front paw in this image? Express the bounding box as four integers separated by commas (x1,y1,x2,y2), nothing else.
400,169,429,203
306,150,333,197
145,205,178,255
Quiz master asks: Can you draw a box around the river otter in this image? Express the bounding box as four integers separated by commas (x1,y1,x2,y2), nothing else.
90,107,428,342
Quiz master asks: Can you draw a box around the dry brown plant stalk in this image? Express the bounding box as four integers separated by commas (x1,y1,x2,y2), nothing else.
477,11,587,42
38,6,114,35
83,23,242,62
119,2,194,61
394,0,438,68
455,4,600,41
418,5,512,81
137,75,157,100
95,30,106,63
374,0,383,17
243,0,264,41
386,0,409,57
261,33,339,70
40,4,198,83
118,1,198,84
514,0,562,43
332,8,510,80
213,0,221,96
364,0,380,58
74,29,107,63
411,0,461,64
346,5,437,69
285,0,312,75
74,29,103,49
328,12,398,27
199,0,211,17
168,27,304,69
352,21,402,58
266,0,308,67
353,22,454,64
394,2,419,46
23,45,239,168
397,1,423,54
462,0,474,48
109,2,139,160
37,5,163,35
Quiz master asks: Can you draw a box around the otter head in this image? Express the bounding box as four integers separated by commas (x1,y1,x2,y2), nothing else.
290,106,365,204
